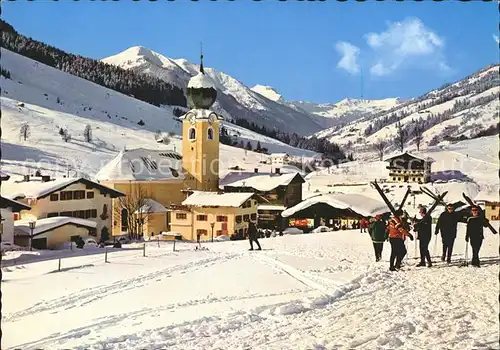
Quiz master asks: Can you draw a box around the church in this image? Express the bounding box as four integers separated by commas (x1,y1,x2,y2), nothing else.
96,54,262,241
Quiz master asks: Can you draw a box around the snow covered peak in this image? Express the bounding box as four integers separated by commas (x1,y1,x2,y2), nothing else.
251,85,284,103
188,72,216,89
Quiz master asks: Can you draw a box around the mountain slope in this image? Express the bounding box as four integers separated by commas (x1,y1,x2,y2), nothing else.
102,47,326,136
0,48,317,179
314,64,499,156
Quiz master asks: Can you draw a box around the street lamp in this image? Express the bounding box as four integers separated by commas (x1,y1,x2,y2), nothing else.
210,222,215,243
28,221,36,252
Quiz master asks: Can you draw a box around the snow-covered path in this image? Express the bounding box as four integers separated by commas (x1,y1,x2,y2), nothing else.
2,226,499,350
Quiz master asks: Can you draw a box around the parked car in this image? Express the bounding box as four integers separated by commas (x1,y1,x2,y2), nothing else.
83,237,99,248
283,227,304,235
311,225,332,233
1,241,23,253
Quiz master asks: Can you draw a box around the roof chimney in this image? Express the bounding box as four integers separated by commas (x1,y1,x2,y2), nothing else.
41,175,51,183
23,175,30,182
275,168,281,175
254,168,259,173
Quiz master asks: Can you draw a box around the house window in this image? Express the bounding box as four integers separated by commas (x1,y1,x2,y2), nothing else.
60,211,72,217
176,213,187,220
121,208,129,231
50,194,59,201
392,177,396,181
197,214,207,221
196,229,208,236
216,215,227,222
73,190,85,200
251,213,257,221
216,230,223,236
207,127,214,140
60,191,73,200
188,127,196,140
47,212,59,218
70,235,80,242
243,214,250,221
87,191,94,199
73,210,85,219
491,206,496,211
236,215,242,223
91,209,97,218
85,210,92,219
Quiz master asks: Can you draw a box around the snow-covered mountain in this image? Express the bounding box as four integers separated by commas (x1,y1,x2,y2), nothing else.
289,97,401,127
0,48,317,179
102,46,326,136
314,64,499,157
250,85,284,103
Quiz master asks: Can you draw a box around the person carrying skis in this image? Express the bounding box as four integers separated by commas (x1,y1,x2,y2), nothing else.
465,205,489,267
413,206,433,267
435,203,459,263
387,212,414,271
247,220,262,251
370,214,387,262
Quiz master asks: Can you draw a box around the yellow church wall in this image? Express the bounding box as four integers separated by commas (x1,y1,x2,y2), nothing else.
142,212,168,239
182,119,220,191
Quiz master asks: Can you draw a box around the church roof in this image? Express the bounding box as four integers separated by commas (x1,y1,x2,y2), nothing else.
187,72,216,89
182,191,256,208
220,172,304,192
95,148,183,182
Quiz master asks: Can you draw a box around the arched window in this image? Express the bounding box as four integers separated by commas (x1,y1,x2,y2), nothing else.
188,127,196,140
121,208,128,232
207,127,214,140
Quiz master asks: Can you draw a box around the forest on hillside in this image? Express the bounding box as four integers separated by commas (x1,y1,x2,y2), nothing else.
0,20,187,107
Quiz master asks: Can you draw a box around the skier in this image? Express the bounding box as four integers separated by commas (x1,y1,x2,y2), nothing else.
435,204,460,263
248,221,262,251
465,205,489,267
413,206,433,267
360,217,369,233
369,214,387,262
196,232,202,250
387,212,414,271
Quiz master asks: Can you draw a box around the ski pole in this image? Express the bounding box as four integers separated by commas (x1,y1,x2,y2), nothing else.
414,235,418,258
433,234,438,256
464,243,469,266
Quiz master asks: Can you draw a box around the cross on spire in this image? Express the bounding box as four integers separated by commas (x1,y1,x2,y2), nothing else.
200,42,205,74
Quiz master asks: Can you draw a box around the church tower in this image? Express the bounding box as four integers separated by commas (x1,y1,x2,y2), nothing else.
181,49,222,191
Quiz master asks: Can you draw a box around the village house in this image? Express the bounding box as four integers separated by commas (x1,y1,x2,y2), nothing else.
220,169,305,229
384,151,434,184
1,175,124,248
268,153,290,165
1,195,31,245
474,190,500,221
169,191,261,241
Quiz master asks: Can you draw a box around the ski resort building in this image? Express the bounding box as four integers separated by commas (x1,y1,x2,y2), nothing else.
0,195,31,245
384,152,434,184
281,193,388,231
474,190,500,221
1,176,124,246
169,191,261,241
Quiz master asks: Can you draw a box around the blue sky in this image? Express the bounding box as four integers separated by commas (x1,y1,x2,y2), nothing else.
3,1,498,104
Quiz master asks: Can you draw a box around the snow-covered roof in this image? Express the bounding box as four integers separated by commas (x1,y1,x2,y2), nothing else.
182,191,255,208
134,198,168,214
1,177,124,200
95,148,183,182
0,170,10,180
221,172,304,192
384,151,435,163
0,195,31,211
270,153,290,157
14,217,97,236
281,193,389,218
187,72,216,89
258,204,286,211
474,189,499,203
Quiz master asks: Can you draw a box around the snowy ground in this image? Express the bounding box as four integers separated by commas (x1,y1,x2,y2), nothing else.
2,224,499,350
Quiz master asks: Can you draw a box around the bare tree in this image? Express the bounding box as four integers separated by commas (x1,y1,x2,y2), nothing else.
412,121,424,151
372,139,388,161
394,121,408,152
114,184,153,240
84,124,92,142
61,128,71,142
20,123,30,141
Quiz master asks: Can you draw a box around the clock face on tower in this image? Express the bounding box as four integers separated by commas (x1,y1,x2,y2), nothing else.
186,112,196,124
208,113,217,124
